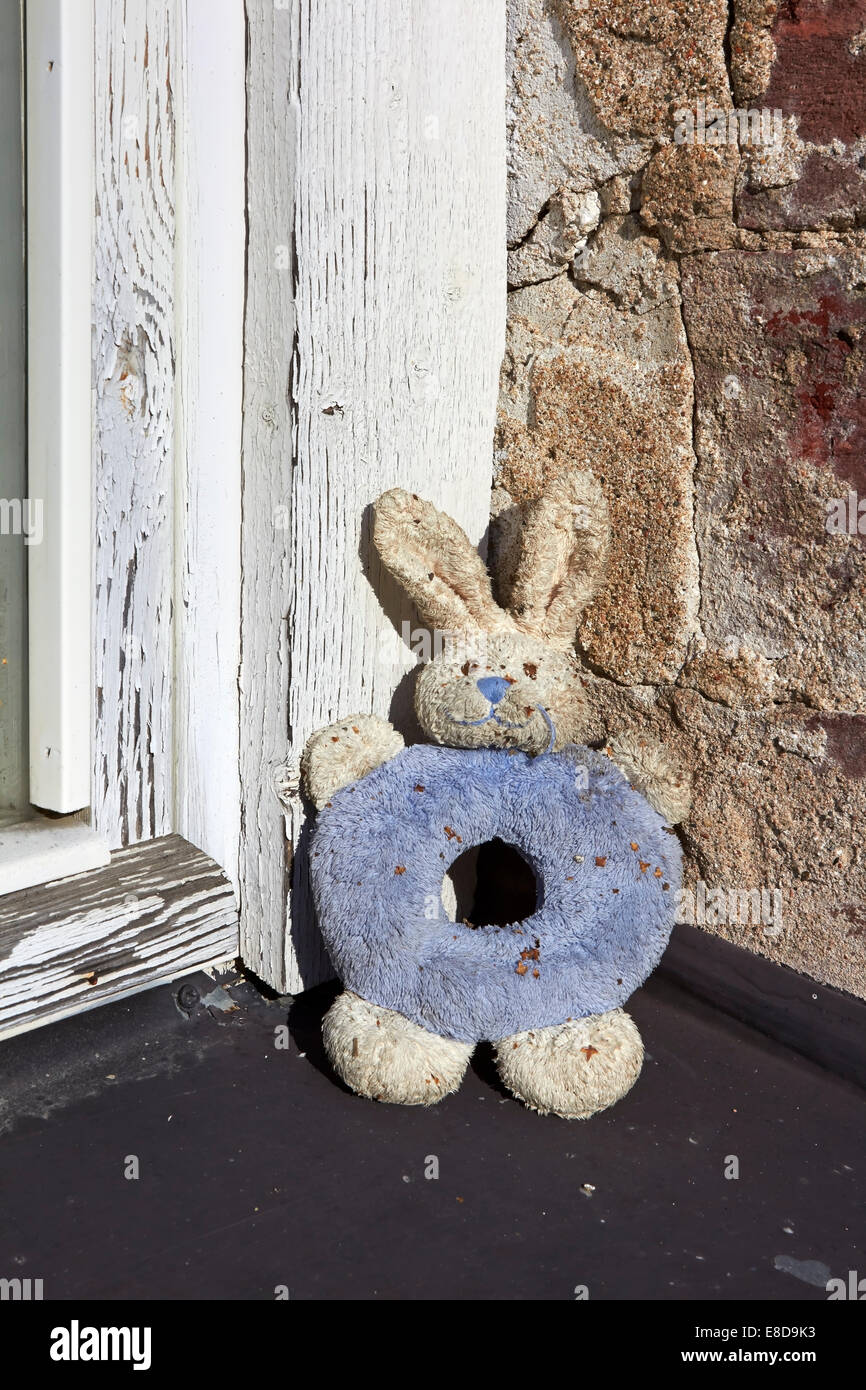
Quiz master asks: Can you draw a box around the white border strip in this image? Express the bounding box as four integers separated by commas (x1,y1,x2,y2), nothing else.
26,0,94,813
173,0,245,888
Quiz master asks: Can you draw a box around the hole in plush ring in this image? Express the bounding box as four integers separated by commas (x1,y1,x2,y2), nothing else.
441,838,541,928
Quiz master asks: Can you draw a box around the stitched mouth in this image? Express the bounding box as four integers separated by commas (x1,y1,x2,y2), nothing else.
451,703,556,754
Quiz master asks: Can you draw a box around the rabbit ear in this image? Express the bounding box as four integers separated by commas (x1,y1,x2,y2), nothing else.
373,488,515,636
508,470,609,649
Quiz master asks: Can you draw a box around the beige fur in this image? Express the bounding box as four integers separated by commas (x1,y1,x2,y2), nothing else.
508,470,610,650
323,990,473,1105
493,1010,644,1119
415,631,591,754
374,475,608,649
373,488,517,637
604,732,693,824
301,714,404,810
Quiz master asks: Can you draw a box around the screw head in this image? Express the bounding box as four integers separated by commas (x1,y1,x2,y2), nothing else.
177,983,200,1012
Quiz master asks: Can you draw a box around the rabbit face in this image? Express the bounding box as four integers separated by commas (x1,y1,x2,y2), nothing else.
373,474,611,754
415,631,590,754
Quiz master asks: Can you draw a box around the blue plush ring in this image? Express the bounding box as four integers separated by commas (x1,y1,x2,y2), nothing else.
310,743,682,1044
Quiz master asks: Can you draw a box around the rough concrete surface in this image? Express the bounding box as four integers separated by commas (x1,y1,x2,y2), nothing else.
498,0,866,998
2,970,864,1302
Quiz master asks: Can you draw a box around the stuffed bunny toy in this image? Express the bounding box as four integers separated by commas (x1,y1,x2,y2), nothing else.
301,472,690,1119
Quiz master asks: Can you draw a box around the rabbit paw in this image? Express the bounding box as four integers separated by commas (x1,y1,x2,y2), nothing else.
493,1010,644,1119
605,733,692,825
301,715,404,809
323,991,473,1106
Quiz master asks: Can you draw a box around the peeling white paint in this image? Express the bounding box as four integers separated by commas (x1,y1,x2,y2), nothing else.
241,0,507,993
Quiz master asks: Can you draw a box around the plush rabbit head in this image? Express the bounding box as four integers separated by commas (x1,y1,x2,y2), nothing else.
372,473,609,756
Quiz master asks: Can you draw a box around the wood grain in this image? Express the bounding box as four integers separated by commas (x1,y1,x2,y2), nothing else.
92,0,178,847
240,0,302,993
241,0,507,993
173,0,245,886
0,834,238,1041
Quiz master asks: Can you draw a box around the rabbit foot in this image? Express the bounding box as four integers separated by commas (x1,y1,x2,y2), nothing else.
493,1009,644,1119
302,715,404,809
323,990,473,1106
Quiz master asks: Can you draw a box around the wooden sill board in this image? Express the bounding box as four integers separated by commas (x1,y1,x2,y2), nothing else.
0,834,238,1042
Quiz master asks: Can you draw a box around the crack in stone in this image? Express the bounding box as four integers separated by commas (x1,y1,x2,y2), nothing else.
676,278,707,659
508,268,569,293
507,195,553,253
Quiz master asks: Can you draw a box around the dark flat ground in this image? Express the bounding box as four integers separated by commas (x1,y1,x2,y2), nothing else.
0,969,863,1301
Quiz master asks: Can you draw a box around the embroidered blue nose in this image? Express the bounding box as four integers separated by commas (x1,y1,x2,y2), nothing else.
476,675,511,706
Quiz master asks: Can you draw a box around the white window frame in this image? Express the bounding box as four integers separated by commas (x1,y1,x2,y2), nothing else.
26,0,94,814
0,0,244,1032
0,0,108,895
2,0,247,900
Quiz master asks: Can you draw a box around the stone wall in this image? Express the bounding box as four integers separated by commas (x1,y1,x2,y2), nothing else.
496,0,866,998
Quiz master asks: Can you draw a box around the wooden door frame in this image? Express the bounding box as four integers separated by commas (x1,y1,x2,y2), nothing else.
240,0,507,994
91,0,245,877
1,0,245,1040
1,0,506,1037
